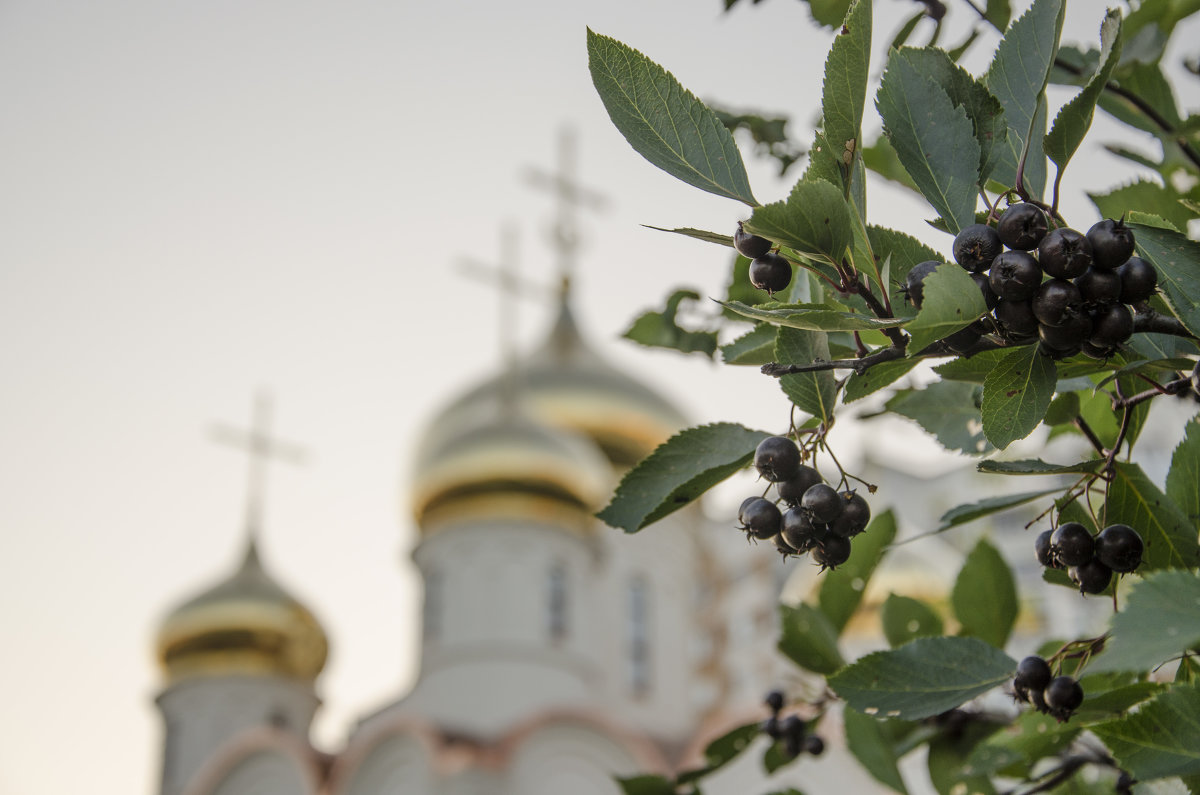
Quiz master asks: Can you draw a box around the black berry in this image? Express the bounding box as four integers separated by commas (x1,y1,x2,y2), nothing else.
1032,279,1084,327
781,715,805,757
1094,524,1144,573
765,689,785,713
781,507,823,552
1050,522,1095,567
1117,257,1158,303
829,491,871,537
953,223,1003,272
995,298,1040,338
1090,303,1134,346
750,253,793,295
1074,267,1123,307
1037,312,1092,356
1014,655,1053,697
903,260,941,309
1035,529,1062,569
1043,675,1084,719
972,271,1000,310
734,222,773,259
739,497,783,540
1038,227,1093,279
989,250,1043,301
1069,558,1113,595
755,436,801,482
997,203,1050,250
803,735,825,756
813,535,852,569
777,465,823,507
801,482,844,524
1086,218,1136,270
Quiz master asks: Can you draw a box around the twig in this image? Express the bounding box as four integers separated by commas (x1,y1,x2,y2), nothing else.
1073,416,1106,456
1132,310,1198,338
761,345,906,377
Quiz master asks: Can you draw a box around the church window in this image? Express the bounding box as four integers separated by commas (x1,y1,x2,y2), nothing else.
548,562,568,642
628,575,651,697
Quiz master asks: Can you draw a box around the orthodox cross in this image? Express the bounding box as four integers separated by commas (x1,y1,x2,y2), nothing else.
209,392,307,541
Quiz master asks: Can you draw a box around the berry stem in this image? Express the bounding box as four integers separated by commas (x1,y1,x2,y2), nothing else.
1132,310,1198,339
761,344,905,377
1072,416,1106,457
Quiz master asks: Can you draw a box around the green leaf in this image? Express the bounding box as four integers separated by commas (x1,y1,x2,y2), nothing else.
981,344,1057,450
844,710,909,794
678,721,760,783
1168,421,1200,529
1090,571,1200,674
617,775,676,795
1044,10,1122,171
1091,685,1200,780
904,265,989,352
985,0,1012,29
646,225,734,248
928,730,999,795
720,323,777,365
977,458,1105,476
1075,681,1169,722
881,594,945,648
843,358,920,403
934,349,1009,383
985,0,1065,198
587,30,756,205
952,539,1018,649
966,710,1078,778
777,602,845,675
597,423,770,532
820,0,872,190
745,180,853,265
1105,462,1200,572
1090,181,1197,237
934,488,1060,533
829,636,1015,720
806,0,854,28
867,225,943,320
862,135,921,195
776,327,838,424
623,289,717,357
886,380,990,455
718,300,906,331
877,51,980,234
1131,223,1200,338
819,509,897,633
1043,391,1081,426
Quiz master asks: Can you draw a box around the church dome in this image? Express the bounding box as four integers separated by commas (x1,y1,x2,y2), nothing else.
412,403,614,532
156,541,328,684
417,294,687,471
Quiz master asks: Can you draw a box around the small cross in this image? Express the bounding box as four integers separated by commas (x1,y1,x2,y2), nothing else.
209,392,306,540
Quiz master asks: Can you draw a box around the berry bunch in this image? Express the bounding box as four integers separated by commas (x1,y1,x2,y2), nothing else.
907,207,1158,359
1034,522,1144,594
737,436,871,570
1012,655,1085,722
760,690,824,759
736,222,792,296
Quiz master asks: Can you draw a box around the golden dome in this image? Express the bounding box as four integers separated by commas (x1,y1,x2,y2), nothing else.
156,541,328,684
418,298,687,470
412,405,615,533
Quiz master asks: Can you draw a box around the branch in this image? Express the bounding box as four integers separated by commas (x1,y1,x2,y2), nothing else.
761,344,906,377
1133,310,1198,339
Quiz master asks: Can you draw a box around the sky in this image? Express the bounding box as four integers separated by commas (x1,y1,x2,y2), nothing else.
1,1,1197,793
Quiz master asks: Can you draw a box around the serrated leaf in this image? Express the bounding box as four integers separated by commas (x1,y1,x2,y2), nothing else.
877,52,980,234
966,710,1078,778
778,602,845,675
820,0,872,192
1090,181,1197,236
645,225,734,248
1075,681,1169,722
934,488,1059,533
720,323,777,365
745,180,853,265
587,30,756,205
623,289,717,357
952,539,1018,649
1090,571,1200,675
981,344,1057,449
1091,685,1200,780
881,594,945,648
985,0,1012,29
597,423,770,532
934,349,1010,383
862,135,921,194
886,380,990,455
1044,10,1122,171
985,0,1065,198
1168,421,1200,529
867,225,942,320
1043,391,1081,425
807,0,854,27
977,458,1105,476
617,775,676,795
678,721,760,783
830,636,1016,720
1105,462,1200,572
905,265,989,352
819,510,897,633
928,728,1000,795
718,300,907,332
776,327,838,423
844,710,909,794
1131,223,1200,338
844,358,920,403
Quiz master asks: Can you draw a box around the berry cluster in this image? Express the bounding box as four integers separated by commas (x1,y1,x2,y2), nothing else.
761,690,824,759
737,436,871,569
906,206,1158,359
1034,522,1144,594
736,222,793,296
1012,655,1084,722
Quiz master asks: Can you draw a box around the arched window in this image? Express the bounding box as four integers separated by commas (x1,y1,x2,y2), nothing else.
628,575,651,697
547,562,568,642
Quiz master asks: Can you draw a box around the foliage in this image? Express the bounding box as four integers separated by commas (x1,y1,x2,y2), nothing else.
589,0,1200,791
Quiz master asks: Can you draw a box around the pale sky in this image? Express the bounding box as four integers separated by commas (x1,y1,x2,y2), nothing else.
1,1,1195,793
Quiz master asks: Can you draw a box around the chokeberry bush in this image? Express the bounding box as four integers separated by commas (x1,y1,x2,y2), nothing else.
588,0,1200,792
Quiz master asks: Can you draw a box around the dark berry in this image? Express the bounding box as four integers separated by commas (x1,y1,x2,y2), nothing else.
903,260,941,309
1069,558,1113,595
813,535,852,569
1031,279,1084,327
943,324,982,354
739,497,783,540
1050,522,1095,567
972,271,999,310
1037,312,1092,355
953,223,1003,273
755,436,801,483
781,507,824,552
1037,227,1093,279
801,482,844,524
773,532,798,557
1080,339,1117,360
1043,675,1084,718
776,465,823,506
829,491,870,538
1035,529,1062,569
997,203,1050,250
1074,267,1123,307
765,689,786,713
1014,655,1053,694
749,253,792,295
1094,524,1144,573
781,715,805,757
1090,303,1134,346
989,250,1043,301
761,715,782,739
734,222,773,259
1117,257,1158,303
995,298,1040,338
803,735,825,756
1086,218,1136,270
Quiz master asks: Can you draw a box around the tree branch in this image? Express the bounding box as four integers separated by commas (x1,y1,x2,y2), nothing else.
1133,310,1198,339
761,344,906,377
